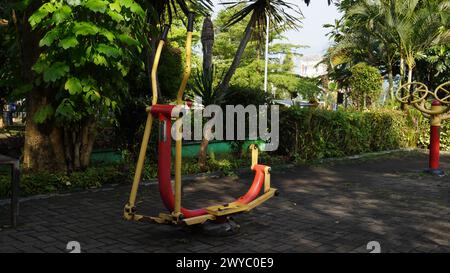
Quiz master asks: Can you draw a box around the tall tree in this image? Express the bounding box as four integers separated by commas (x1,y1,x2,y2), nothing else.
396,0,449,86
198,15,215,171
347,0,400,100
217,0,302,93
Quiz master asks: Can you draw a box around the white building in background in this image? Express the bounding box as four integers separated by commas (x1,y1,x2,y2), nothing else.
294,55,327,78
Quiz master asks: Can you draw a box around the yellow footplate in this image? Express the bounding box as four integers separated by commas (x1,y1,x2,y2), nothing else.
206,188,277,217
206,202,249,216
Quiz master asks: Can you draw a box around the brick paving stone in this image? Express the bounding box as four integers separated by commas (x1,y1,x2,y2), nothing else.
0,151,449,253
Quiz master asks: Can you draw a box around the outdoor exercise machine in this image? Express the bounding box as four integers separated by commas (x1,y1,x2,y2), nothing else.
123,13,277,226
396,81,450,176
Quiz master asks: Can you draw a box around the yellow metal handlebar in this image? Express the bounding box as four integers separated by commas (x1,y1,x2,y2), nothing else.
124,25,170,219
151,25,170,105
126,16,196,221
177,32,193,104
174,13,195,218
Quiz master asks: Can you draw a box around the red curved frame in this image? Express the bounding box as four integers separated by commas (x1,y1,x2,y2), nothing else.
151,105,266,219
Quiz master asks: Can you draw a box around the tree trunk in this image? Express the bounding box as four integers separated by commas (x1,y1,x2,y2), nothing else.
407,65,413,85
198,17,215,170
20,2,98,173
198,137,209,172
21,4,67,171
24,91,67,171
80,118,96,169
387,64,394,101
218,13,256,93
201,16,214,75
399,57,408,111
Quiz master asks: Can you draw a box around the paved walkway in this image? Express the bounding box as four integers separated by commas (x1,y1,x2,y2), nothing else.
0,150,449,253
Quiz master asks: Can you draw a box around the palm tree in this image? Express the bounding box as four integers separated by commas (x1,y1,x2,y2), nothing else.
217,0,302,93
347,0,400,100
195,15,215,171
201,16,215,76
148,0,213,24
304,0,334,5
150,0,333,95
396,0,450,87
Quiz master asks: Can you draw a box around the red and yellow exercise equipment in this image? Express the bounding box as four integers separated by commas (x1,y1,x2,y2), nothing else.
123,14,277,226
396,81,450,176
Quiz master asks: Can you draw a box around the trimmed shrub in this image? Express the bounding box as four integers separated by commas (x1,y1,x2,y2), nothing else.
278,107,421,161
349,63,383,109
0,164,129,199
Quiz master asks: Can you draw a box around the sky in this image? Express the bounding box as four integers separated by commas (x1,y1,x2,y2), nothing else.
211,0,342,56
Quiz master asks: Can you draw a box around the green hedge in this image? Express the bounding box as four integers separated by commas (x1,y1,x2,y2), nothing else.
0,164,129,199
0,156,254,199
2,107,448,199
415,112,450,151
278,107,421,161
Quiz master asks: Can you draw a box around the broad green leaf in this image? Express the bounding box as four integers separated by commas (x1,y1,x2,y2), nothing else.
73,22,99,36
58,36,79,49
111,101,118,110
55,99,77,120
83,0,108,13
82,79,92,91
39,28,59,47
29,2,57,27
109,1,121,12
52,5,72,24
29,10,48,28
86,90,101,102
93,54,108,66
129,2,144,16
117,34,139,46
100,29,115,41
118,0,133,8
116,62,128,76
32,60,48,74
43,62,70,82
107,10,124,22
86,46,93,56
33,105,54,124
40,2,57,13
96,44,121,58
64,77,82,95
104,97,111,107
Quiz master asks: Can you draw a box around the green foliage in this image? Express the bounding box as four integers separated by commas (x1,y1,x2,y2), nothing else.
278,107,421,161
0,164,128,198
158,46,184,100
0,155,251,198
282,51,295,73
413,110,450,151
188,65,228,105
224,85,273,106
28,0,146,124
415,45,450,89
296,77,322,101
33,105,55,124
268,73,304,100
213,5,305,97
325,0,449,103
348,63,382,109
